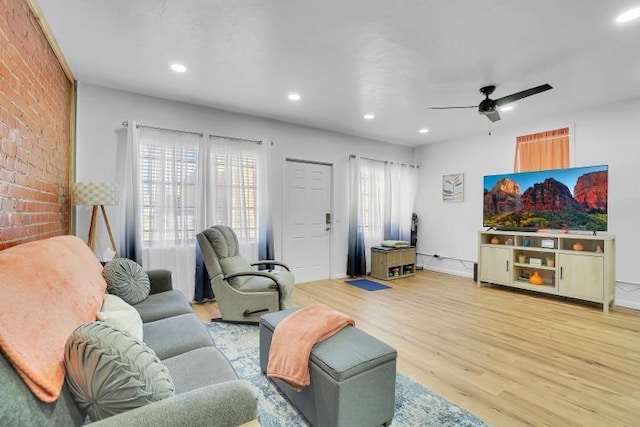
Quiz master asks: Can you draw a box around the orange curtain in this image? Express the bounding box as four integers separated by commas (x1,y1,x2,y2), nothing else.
513,127,570,172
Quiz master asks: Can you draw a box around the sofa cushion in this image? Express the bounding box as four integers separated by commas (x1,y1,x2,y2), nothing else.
161,347,239,394
143,314,214,360
133,290,193,323
97,294,144,341
64,322,175,421
103,258,150,305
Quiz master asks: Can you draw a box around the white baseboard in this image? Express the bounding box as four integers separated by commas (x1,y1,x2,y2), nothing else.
614,299,640,310
420,265,473,279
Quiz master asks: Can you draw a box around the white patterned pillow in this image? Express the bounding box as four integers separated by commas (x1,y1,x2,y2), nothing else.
97,294,143,341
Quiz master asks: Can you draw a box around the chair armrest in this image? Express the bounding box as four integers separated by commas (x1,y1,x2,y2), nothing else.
145,269,173,294
91,380,258,427
251,260,291,271
224,271,279,287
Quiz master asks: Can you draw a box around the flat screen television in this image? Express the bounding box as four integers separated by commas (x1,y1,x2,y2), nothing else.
483,165,608,231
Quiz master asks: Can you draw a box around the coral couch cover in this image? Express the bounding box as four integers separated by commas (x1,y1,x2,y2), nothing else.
0,236,106,402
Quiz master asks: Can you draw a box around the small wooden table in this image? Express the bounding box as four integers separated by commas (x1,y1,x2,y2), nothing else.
371,246,416,280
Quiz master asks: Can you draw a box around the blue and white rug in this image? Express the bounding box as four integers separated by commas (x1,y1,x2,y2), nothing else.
206,322,488,427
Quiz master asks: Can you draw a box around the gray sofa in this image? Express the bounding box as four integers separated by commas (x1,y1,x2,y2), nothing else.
0,268,258,426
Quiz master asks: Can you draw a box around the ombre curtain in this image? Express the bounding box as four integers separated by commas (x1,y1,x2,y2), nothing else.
347,155,367,277
120,120,143,263
207,136,272,263
137,127,203,301
193,136,273,301
514,127,570,172
362,159,385,271
384,162,418,242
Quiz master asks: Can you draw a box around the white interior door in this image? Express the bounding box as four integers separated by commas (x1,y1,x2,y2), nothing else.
283,160,332,283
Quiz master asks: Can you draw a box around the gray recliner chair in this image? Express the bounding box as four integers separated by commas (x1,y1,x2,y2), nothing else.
197,225,295,323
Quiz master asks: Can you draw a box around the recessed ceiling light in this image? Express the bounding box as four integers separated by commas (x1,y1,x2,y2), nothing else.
288,93,301,101
616,7,640,23
419,128,429,134
499,105,514,112
363,113,375,120
170,63,187,73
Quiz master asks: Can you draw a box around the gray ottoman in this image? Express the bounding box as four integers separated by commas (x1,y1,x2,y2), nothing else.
260,308,397,427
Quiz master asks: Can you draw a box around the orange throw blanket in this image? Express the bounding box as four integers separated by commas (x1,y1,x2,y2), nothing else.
0,236,106,402
267,304,355,391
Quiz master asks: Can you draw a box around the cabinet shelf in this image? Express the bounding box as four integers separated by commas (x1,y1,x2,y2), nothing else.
478,230,616,313
514,263,555,271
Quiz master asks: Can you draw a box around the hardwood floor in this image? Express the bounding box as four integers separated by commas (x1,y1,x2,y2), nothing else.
192,271,640,426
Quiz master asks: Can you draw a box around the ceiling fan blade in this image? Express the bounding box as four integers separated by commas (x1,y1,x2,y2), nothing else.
485,110,501,122
427,106,477,110
494,84,553,107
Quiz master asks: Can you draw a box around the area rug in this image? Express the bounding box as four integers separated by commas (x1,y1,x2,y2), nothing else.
206,322,488,427
345,278,391,291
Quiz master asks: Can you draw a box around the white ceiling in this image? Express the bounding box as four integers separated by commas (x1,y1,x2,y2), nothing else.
37,0,640,146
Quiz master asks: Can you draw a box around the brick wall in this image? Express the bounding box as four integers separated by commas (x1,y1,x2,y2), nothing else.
0,0,73,250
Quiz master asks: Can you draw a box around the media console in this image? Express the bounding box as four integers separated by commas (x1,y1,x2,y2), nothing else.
477,230,616,313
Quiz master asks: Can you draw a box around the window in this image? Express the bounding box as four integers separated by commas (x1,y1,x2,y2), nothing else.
359,160,385,235
514,127,570,172
139,140,199,246
212,152,258,241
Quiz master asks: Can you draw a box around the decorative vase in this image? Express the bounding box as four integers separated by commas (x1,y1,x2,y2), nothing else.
529,271,543,285
572,241,585,251
547,258,555,268
491,236,499,244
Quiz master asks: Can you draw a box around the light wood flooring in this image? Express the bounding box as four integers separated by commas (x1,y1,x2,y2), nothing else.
192,271,640,426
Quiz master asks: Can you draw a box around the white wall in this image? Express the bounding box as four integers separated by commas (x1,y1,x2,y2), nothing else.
414,96,640,309
75,83,414,278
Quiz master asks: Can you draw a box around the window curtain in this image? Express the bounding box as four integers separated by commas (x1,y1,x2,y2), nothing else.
206,136,272,262
362,159,385,271
514,127,570,172
193,136,273,301
120,120,143,263
347,155,366,276
384,162,418,242
138,128,203,301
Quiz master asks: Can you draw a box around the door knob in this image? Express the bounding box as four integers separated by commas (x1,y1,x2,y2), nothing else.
326,226,331,231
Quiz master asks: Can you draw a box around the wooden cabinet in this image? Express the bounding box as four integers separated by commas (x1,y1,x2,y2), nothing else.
558,253,604,301
478,231,615,312
371,247,416,280
479,246,512,285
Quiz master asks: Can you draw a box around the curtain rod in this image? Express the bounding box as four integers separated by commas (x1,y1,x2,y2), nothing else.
121,121,263,145
349,154,419,168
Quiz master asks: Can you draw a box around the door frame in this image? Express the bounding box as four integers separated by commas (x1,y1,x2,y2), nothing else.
282,158,334,281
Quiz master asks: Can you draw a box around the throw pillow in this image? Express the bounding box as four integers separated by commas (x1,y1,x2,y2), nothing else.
102,258,150,305
64,321,174,421
97,294,144,341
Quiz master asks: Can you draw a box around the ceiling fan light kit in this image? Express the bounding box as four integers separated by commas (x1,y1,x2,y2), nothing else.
429,83,553,123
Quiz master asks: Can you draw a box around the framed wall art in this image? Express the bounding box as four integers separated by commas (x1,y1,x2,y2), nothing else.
443,173,464,203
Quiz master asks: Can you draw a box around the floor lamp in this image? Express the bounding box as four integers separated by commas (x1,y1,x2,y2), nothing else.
73,182,120,258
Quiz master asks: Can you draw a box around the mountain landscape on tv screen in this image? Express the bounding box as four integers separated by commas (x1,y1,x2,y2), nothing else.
483,170,608,230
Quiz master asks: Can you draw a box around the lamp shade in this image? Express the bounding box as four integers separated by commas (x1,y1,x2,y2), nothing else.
73,182,120,206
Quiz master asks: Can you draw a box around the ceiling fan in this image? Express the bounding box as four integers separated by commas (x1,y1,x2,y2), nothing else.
428,84,553,122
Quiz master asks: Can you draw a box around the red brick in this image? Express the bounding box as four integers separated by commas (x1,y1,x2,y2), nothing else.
0,0,70,246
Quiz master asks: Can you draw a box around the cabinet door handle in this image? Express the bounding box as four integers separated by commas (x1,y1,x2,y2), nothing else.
506,260,509,272
560,267,563,280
